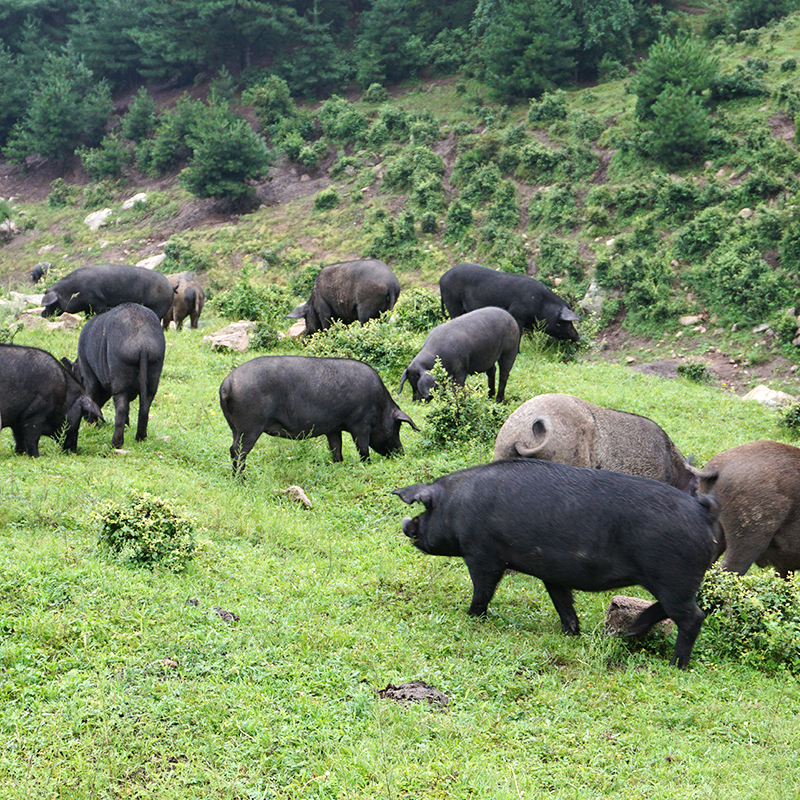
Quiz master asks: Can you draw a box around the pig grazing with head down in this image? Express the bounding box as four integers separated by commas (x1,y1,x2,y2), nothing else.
41,264,175,320
219,355,419,476
394,459,721,668
493,393,698,493
0,344,103,456
288,259,401,334
399,306,520,403
699,440,800,578
67,303,166,448
439,262,580,341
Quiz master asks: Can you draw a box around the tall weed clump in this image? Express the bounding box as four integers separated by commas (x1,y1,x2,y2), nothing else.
698,565,800,675
211,265,296,322
96,492,196,573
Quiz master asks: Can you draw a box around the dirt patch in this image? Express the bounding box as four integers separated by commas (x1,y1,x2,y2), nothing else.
378,681,450,709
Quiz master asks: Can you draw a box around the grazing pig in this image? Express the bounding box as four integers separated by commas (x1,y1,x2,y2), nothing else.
219,355,419,476
69,303,166,448
394,459,721,668
41,264,175,320
29,261,51,284
698,440,800,577
162,272,205,330
439,262,580,341
0,344,103,456
399,307,520,402
288,259,401,334
493,393,698,493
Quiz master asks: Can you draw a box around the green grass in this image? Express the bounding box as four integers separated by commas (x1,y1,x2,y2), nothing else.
1,314,797,798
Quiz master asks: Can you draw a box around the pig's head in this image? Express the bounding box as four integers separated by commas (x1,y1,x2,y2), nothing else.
392,482,461,556
287,302,320,335
399,366,436,402
546,305,581,342
370,407,419,457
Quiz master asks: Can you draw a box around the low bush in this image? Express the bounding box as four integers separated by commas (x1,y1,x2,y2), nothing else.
779,402,800,436
313,187,341,211
391,287,445,333
527,90,568,124
95,492,196,573
47,178,79,208
83,180,115,210
698,565,800,675
79,133,131,180
212,266,296,322
301,316,418,375
163,237,215,273
423,361,509,447
363,83,388,103
676,361,712,382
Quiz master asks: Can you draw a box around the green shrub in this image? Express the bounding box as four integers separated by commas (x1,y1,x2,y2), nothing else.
47,178,79,208
676,361,711,382
710,63,768,101
290,263,324,299
363,82,388,103
515,140,566,182
317,95,368,142
391,287,445,332
698,565,800,674
242,75,296,127
419,212,438,234
528,184,577,229
527,90,568,124
249,321,282,351
673,206,733,260
444,200,473,241
366,211,417,260
79,133,131,180
423,361,509,447
486,180,519,228
410,170,446,213
83,180,115,210
95,492,196,573
461,162,502,206
163,237,215,273
302,316,418,375
382,146,445,191
779,402,800,435
649,83,711,167
538,233,583,281
781,58,797,72
212,266,296,322
313,187,341,211
568,111,604,142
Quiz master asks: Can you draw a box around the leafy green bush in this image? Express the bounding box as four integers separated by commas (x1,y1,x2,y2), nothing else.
83,180,115,210
527,90,568,124
249,321,282,351
444,199,473,241
419,211,438,234
47,177,79,208
527,184,577,229
313,186,341,211
135,94,204,176
363,82,388,103
461,162,502,206
391,287,445,333
317,95,368,142
382,146,444,191
649,82,712,167
515,140,567,182
673,207,733,260
710,62,768,101
423,361,509,447
96,492,196,573
677,361,711,382
212,266,296,322
242,75,296,127
486,180,519,228
163,237,215,273
301,316,418,375
698,565,800,675
779,402,800,435
366,211,418,260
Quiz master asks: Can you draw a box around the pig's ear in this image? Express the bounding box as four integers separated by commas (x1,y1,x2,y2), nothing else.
560,306,580,322
287,303,308,319
392,483,441,509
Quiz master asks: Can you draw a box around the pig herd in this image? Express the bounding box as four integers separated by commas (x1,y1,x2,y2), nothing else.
3,259,799,670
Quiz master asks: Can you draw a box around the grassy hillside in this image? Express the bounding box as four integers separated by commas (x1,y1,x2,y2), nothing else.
2,311,800,797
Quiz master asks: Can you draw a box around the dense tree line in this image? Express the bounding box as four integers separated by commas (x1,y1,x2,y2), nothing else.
0,0,796,165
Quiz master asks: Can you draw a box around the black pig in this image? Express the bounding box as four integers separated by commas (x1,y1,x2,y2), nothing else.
439,262,580,341
68,303,166,448
220,355,419,476
399,306,520,402
41,264,175,320
0,344,103,456
288,259,401,334
393,459,721,668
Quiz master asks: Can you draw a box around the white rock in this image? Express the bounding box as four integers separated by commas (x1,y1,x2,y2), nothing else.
751,322,771,334
287,320,306,337
84,208,113,230
202,321,256,351
122,192,147,210
136,254,166,270
679,315,703,326
738,207,753,219
741,384,797,408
